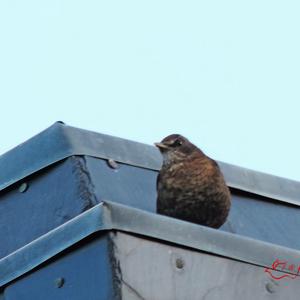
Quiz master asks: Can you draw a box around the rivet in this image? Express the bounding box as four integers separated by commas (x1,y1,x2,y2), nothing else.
19,183,28,193
107,159,119,170
265,282,276,293
54,277,65,288
175,258,185,269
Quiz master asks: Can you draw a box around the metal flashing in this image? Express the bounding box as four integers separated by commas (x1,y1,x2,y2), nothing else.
0,122,299,206
1,201,299,287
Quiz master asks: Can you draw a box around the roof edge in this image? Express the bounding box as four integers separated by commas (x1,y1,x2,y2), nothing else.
0,122,299,206
1,201,299,287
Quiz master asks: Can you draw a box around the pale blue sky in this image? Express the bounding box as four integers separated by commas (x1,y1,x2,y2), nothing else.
0,1,299,181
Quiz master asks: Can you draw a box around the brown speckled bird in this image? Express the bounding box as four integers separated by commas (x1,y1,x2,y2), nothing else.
155,134,231,228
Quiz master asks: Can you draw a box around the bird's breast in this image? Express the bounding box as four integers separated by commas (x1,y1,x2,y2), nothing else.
160,168,203,197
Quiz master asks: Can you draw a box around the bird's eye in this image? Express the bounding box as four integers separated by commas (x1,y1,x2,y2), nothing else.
172,139,183,147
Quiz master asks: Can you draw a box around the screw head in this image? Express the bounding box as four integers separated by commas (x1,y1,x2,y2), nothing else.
175,258,185,269
107,159,119,170
19,183,28,193
265,282,276,293
54,277,65,288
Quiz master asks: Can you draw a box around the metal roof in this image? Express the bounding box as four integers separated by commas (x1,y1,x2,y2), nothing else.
0,121,299,206
1,200,299,288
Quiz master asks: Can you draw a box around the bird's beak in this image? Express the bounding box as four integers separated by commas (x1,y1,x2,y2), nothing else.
154,142,169,149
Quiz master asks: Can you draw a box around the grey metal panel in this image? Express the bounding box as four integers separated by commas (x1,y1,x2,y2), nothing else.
1,201,300,288
105,202,300,272
113,232,299,300
0,122,300,206
219,162,300,206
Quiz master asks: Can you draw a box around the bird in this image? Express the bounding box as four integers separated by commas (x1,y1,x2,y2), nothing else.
155,134,231,228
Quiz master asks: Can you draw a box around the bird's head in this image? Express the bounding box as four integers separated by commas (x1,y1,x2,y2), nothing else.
155,134,202,164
